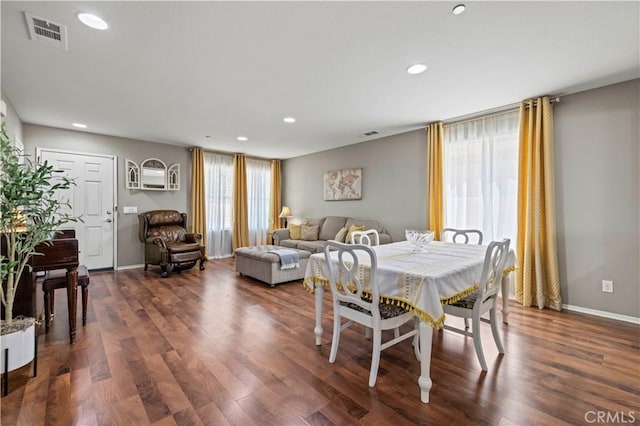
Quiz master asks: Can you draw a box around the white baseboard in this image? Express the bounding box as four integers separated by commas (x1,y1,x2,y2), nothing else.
116,264,144,271
562,304,640,325
505,292,639,325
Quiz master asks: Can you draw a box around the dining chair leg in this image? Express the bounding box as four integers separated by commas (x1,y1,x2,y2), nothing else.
490,307,504,353
364,327,372,339
472,316,487,371
369,329,382,387
329,308,341,363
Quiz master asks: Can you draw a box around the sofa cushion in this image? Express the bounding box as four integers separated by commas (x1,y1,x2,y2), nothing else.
303,217,326,229
298,240,328,253
318,216,347,241
334,227,348,242
288,223,302,240
345,218,382,233
345,224,365,244
279,239,301,249
301,224,319,241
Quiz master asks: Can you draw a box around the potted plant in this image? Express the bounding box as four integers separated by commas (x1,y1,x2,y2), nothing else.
0,122,78,383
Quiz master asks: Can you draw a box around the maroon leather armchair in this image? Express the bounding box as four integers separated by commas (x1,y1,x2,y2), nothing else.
138,210,206,278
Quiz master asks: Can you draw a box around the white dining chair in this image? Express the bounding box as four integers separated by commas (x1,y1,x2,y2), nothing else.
350,229,380,246
441,228,483,329
324,241,419,387
440,228,483,245
442,238,510,371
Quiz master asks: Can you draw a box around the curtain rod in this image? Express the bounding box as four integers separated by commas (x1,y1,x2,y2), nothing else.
187,147,276,162
440,96,560,126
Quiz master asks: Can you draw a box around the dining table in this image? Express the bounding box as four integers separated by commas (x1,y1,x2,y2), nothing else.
302,240,516,403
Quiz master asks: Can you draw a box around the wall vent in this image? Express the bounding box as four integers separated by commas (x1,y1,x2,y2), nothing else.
24,12,68,50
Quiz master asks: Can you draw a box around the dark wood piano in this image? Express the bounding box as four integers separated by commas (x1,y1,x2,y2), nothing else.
2,233,80,344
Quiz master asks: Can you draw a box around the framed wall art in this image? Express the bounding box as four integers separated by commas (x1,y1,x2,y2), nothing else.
323,168,362,201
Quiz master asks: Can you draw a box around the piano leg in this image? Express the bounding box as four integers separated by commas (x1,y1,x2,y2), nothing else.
66,268,78,344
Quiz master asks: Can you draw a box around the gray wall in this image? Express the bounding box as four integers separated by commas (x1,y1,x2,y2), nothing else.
283,79,639,318
555,79,639,317
22,124,191,268
1,89,23,146
283,129,427,243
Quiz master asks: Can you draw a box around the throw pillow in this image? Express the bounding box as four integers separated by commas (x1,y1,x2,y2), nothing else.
288,223,301,240
301,224,319,241
334,227,348,242
345,224,365,244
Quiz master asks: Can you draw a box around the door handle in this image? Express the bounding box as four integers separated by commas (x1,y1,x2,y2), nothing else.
105,218,112,223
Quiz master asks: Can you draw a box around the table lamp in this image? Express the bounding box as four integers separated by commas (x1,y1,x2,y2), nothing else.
278,206,293,228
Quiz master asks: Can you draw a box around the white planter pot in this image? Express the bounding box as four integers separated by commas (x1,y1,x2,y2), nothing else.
1,321,36,372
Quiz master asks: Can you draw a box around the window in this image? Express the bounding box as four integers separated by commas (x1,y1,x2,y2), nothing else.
443,109,519,244
246,158,271,246
204,152,233,258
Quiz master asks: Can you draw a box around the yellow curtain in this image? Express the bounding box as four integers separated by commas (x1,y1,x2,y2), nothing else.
190,147,207,252
516,97,562,310
427,122,444,240
232,154,249,250
269,159,282,238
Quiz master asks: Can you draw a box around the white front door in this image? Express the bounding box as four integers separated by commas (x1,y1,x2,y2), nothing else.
38,149,116,270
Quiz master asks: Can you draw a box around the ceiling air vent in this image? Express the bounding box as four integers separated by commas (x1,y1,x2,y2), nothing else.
24,12,68,50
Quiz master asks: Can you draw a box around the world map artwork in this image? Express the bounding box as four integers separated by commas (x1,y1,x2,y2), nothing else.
323,168,362,201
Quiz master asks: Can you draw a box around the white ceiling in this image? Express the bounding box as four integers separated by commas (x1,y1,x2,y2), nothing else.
2,1,639,159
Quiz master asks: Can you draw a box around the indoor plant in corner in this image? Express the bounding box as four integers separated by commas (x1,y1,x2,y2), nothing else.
0,122,78,392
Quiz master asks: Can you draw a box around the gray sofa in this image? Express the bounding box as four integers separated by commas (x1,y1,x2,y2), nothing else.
272,216,392,253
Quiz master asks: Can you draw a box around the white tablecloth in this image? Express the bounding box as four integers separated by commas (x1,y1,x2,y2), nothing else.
303,240,515,328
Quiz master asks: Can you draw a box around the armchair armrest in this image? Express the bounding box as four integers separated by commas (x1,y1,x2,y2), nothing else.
151,237,168,250
185,233,202,243
273,228,291,245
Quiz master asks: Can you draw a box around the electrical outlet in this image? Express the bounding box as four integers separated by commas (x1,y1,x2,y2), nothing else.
602,280,614,293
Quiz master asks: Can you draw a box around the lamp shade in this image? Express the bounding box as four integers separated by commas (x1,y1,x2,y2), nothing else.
278,206,292,218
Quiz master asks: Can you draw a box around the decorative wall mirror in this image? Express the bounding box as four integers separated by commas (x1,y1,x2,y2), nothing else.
141,158,167,190
125,158,180,191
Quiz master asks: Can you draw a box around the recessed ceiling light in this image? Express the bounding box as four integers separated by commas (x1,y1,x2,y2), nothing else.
452,4,466,15
237,136,248,141
283,117,296,123
72,123,87,129
77,13,109,30
406,64,428,75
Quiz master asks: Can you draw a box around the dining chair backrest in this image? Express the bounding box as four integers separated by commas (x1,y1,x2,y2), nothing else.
350,229,380,246
442,237,510,371
323,240,419,387
476,238,510,305
440,228,483,245
324,241,380,315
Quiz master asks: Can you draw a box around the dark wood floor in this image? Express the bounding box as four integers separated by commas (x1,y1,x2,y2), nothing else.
1,258,638,425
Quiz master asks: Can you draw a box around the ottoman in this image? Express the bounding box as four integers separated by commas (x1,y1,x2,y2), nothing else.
235,245,312,287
